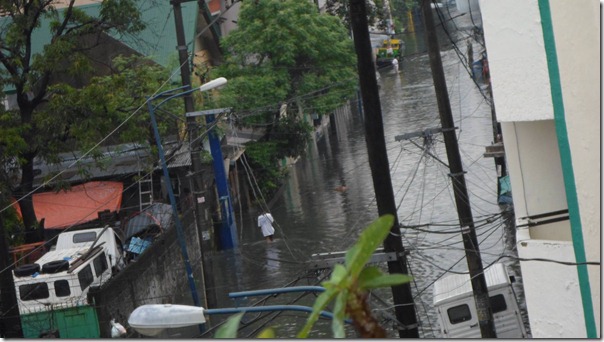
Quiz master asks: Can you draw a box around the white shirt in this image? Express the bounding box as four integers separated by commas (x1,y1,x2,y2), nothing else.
258,213,275,237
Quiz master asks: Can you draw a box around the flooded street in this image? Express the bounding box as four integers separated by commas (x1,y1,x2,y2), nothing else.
205,7,526,338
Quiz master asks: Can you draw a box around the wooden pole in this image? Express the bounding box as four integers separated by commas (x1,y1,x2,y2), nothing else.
419,0,497,337
349,0,419,337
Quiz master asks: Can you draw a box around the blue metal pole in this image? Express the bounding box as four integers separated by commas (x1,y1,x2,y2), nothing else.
147,99,203,316
205,113,238,249
229,286,325,299
204,305,350,323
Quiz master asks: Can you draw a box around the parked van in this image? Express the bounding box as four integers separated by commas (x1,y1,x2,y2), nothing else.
433,263,527,338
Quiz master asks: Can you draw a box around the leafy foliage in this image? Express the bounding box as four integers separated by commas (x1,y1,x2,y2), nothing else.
214,313,275,338
39,56,176,159
242,141,286,201
389,0,421,33
323,0,388,31
297,214,412,338
213,0,357,124
211,0,358,202
210,215,412,338
0,0,149,233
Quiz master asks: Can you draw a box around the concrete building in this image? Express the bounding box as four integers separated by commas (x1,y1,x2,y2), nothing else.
479,0,600,338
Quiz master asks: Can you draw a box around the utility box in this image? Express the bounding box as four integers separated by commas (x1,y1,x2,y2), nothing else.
433,263,527,338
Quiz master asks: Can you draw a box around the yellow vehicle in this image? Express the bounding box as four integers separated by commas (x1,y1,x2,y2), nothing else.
376,38,403,68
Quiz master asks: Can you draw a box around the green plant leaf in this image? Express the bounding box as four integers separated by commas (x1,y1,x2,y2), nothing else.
358,266,412,290
214,312,243,338
296,288,338,338
324,263,348,287
332,290,348,338
345,215,394,277
256,327,276,338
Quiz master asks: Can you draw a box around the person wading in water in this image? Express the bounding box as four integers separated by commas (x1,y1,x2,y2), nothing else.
257,212,275,242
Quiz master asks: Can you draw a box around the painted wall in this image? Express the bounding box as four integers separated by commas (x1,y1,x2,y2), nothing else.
516,228,586,337
480,0,600,337
480,0,554,122
500,121,569,241
548,1,600,333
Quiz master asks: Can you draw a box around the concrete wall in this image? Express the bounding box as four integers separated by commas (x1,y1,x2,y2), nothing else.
480,0,554,122
480,0,600,337
92,218,204,338
516,228,585,337
549,1,600,331
500,121,570,241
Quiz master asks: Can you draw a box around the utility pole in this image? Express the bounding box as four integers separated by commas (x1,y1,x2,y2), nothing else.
349,0,419,338
419,0,496,337
170,0,216,309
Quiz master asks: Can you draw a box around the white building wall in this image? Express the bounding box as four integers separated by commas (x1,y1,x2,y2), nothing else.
480,0,600,338
500,121,568,235
548,1,601,332
516,229,586,337
480,0,553,122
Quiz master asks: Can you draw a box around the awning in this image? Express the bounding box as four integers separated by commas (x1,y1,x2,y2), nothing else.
13,181,123,229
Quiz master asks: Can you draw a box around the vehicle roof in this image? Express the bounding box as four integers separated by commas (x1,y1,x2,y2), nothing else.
433,263,511,306
13,246,101,283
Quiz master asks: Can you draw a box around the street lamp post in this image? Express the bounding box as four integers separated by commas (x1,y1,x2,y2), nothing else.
186,78,237,249
146,78,229,333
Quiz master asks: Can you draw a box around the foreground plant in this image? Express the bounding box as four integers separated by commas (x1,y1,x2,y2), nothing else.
297,214,411,338
215,214,412,338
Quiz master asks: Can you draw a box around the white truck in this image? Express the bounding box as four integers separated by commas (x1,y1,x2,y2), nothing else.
433,262,527,338
12,226,126,338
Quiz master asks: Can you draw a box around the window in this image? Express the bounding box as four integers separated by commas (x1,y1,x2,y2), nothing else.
448,304,472,324
73,232,96,243
490,294,507,314
19,283,49,301
93,252,108,277
78,265,94,291
54,280,71,297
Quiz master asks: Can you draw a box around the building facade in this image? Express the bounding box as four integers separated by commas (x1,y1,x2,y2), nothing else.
479,0,600,338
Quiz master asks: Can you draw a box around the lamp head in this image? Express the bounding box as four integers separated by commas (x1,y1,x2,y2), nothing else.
128,304,206,336
199,77,227,92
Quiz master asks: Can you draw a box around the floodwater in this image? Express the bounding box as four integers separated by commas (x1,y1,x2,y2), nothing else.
200,6,528,339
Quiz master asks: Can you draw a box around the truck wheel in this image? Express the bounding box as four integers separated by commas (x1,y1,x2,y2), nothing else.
42,260,70,273
14,263,41,277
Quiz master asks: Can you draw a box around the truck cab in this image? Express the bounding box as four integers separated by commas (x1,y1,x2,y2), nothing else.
12,226,126,338
53,227,125,272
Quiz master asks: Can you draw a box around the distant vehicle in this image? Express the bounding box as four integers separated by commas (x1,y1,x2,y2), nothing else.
12,227,125,338
376,38,403,69
433,263,527,338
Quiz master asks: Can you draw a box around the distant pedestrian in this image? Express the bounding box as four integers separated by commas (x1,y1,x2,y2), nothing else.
258,212,275,242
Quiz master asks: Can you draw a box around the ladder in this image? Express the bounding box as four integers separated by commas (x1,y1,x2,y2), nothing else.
138,171,153,211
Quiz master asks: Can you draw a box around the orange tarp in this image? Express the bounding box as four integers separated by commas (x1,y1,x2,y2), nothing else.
14,181,123,229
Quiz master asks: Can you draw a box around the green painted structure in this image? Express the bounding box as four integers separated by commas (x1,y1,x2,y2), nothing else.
21,305,100,338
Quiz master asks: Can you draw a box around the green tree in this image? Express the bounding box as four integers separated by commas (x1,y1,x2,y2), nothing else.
390,0,420,33
0,0,149,239
212,0,358,197
322,0,388,31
